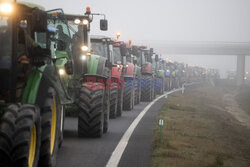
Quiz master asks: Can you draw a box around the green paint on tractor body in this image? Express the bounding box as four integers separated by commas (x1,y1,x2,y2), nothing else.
21,66,46,104
87,54,100,75
157,70,165,78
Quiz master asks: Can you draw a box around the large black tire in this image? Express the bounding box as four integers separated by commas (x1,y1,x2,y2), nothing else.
141,76,153,102
12,104,41,167
134,79,139,105
109,85,118,119
0,105,18,167
155,78,164,95
103,89,110,134
78,82,104,137
38,88,62,167
123,80,133,111
116,87,123,117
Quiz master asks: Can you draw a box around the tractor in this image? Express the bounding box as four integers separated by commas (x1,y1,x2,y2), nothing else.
62,9,110,137
152,55,165,95
110,41,128,117
86,35,113,135
139,47,155,102
0,2,75,167
121,43,135,111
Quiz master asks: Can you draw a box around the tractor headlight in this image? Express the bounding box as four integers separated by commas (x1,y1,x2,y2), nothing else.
83,19,89,25
74,19,81,25
0,3,13,14
81,55,87,60
81,45,88,52
59,68,65,76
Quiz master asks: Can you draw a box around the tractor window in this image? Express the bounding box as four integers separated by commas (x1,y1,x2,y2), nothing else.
91,42,108,58
113,46,122,63
48,19,72,57
0,16,12,68
35,32,47,49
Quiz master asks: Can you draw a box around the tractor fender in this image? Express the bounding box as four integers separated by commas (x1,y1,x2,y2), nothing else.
36,65,73,105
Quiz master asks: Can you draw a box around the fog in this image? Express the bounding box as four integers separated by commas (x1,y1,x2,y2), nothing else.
23,0,250,77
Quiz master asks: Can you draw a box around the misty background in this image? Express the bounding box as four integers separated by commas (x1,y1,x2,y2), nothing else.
22,0,250,78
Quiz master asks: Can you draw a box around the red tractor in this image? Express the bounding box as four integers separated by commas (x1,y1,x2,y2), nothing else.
121,43,135,111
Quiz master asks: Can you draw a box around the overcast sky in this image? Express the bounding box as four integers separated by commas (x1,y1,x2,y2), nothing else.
23,0,250,77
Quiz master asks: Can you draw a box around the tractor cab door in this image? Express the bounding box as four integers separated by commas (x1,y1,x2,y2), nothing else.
0,16,12,69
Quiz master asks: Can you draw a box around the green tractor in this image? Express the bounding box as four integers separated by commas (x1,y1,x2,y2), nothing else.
152,55,165,95
75,36,111,137
0,2,75,167
61,8,110,137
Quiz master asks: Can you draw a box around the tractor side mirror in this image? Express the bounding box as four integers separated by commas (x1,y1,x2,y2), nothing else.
155,54,159,62
120,44,127,57
149,48,154,57
32,9,47,32
100,19,108,31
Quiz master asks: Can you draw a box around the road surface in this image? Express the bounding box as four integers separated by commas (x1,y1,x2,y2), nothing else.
56,90,181,167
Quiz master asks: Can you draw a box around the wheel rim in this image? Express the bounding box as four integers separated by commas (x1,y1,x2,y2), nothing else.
50,98,57,155
28,125,37,167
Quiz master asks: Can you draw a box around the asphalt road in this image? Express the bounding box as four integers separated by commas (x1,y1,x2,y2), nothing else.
56,93,173,167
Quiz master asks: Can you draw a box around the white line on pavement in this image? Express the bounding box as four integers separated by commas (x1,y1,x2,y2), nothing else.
106,88,183,167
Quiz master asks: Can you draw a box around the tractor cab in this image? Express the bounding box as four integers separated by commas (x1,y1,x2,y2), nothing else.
0,2,50,103
89,35,113,78
141,47,154,75
112,41,126,80
63,13,93,76
120,42,134,78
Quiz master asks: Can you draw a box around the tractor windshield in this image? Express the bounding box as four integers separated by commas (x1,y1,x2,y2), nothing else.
113,46,122,63
138,51,146,65
47,17,72,58
91,42,108,58
0,16,11,68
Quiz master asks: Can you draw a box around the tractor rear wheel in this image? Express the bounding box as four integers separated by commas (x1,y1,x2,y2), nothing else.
0,105,18,167
123,80,133,111
155,78,164,95
38,88,62,167
12,104,41,167
78,83,104,137
103,89,110,133
109,85,118,119
134,79,139,105
116,88,123,117
141,76,153,102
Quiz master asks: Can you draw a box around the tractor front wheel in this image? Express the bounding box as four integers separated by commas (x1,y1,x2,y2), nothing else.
12,104,41,167
78,83,104,137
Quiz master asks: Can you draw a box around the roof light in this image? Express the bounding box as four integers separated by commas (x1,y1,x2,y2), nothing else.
116,32,121,39
86,6,91,14
0,3,13,14
52,12,58,17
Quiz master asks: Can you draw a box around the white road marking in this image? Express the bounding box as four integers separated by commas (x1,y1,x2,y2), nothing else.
106,88,183,167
